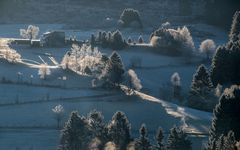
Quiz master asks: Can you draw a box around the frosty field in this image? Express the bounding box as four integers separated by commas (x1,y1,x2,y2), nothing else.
0,24,227,150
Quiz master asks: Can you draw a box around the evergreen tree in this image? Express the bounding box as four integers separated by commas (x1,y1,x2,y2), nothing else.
135,124,152,150
111,30,126,50
101,51,125,86
108,111,131,149
215,131,236,150
128,37,132,44
156,127,164,150
59,111,91,150
166,126,192,150
119,8,142,28
87,110,108,149
138,36,144,44
229,11,240,42
208,85,240,149
190,64,213,96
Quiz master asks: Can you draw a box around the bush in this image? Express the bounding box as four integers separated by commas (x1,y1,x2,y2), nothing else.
119,8,142,28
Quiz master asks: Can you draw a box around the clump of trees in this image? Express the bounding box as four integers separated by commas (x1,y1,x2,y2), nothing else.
94,30,128,50
199,39,216,60
20,25,39,40
150,26,195,56
188,64,217,111
210,11,240,86
59,110,192,150
119,8,143,28
207,85,240,150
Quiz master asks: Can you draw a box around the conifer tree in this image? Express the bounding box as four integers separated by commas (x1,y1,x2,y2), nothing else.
135,124,152,150
108,111,131,149
156,127,164,150
166,126,192,150
229,11,240,42
208,85,240,149
190,64,213,96
59,111,91,150
138,36,144,44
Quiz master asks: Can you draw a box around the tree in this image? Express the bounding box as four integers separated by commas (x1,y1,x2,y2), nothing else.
127,69,142,92
101,51,125,86
38,64,51,80
166,126,192,150
229,11,240,42
20,25,39,40
128,37,132,44
190,64,213,96
171,72,181,100
52,104,64,129
138,36,144,44
87,110,108,149
156,127,164,150
199,39,216,60
216,131,236,150
110,30,126,50
135,124,152,150
119,8,142,28
208,85,240,149
59,111,91,150
108,111,131,149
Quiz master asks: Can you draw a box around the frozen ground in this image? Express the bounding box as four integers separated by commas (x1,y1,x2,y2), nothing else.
0,24,227,150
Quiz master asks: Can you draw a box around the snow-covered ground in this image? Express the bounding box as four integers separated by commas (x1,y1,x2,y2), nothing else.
0,24,227,150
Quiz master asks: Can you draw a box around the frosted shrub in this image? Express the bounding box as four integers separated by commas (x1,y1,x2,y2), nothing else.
150,26,195,56
20,25,39,40
38,64,51,79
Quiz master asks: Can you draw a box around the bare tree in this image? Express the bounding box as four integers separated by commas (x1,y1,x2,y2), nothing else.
20,25,39,40
52,104,64,129
38,64,51,79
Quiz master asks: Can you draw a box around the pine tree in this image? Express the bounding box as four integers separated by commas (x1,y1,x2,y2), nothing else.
215,131,236,150
108,111,131,149
208,85,240,149
166,126,192,150
229,11,240,42
59,111,91,150
135,124,152,150
156,127,164,150
102,51,125,86
190,64,213,96
87,110,108,149
138,36,144,44
111,30,126,49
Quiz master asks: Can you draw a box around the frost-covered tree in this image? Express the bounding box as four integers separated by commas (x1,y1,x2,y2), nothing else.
0,39,21,63
135,124,152,150
127,69,142,92
52,104,64,128
119,8,142,28
150,26,195,56
199,39,216,60
215,84,223,97
208,85,240,149
59,111,91,150
104,142,117,150
128,37,132,44
38,64,51,79
111,30,126,50
166,126,192,150
171,72,181,99
229,11,240,42
156,127,164,150
20,25,39,40
108,111,131,149
87,110,108,149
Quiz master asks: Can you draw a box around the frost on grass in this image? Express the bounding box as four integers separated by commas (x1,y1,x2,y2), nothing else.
20,25,39,40
61,44,104,76
0,39,21,63
38,64,51,79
